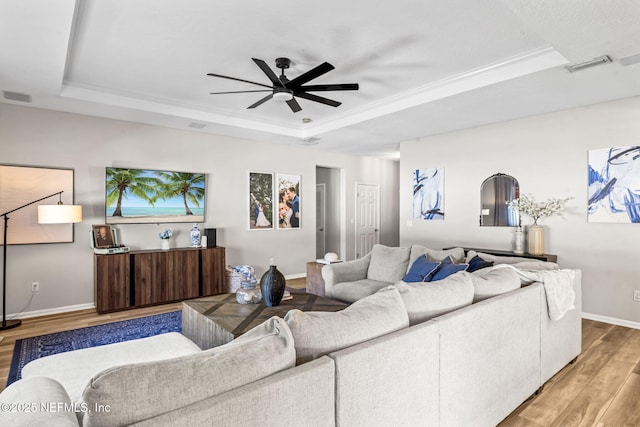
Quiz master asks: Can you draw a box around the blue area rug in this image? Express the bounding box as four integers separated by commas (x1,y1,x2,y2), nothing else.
7,310,181,386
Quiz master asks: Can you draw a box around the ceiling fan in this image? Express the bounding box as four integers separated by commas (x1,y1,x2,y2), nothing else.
207,57,359,113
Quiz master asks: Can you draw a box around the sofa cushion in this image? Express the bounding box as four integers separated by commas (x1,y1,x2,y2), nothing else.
82,317,295,427
331,278,391,303
284,286,409,364
403,255,441,282
367,244,412,283
22,332,202,404
395,272,475,325
511,261,560,271
470,266,522,302
409,245,465,267
0,377,78,427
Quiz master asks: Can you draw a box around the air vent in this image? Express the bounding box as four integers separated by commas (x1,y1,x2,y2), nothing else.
565,55,612,73
188,122,207,129
2,91,32,103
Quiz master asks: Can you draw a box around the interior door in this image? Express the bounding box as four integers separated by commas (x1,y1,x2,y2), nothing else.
356,183,379,258
316,184,326,258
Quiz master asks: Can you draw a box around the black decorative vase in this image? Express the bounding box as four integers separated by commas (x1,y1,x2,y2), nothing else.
260,264,286,307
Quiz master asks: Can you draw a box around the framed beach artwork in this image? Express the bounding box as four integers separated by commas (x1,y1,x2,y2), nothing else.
588,145,640,223
0,165,76,244
277,173,301,229
413,168,444,220
105,167,206,224
248,172,274,230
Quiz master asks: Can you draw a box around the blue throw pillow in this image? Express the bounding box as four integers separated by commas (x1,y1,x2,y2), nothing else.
429,261,469,282
402,256,441,282
440,255,454,265
466,255,494,273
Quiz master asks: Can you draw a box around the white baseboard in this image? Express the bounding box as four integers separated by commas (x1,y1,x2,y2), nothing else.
582,312,640,330
285,273,306,280
10,303,96,320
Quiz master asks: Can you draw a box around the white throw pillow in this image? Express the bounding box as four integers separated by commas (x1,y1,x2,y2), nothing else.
285,286,409,364
395,272,475,325
367,244,412,283
409,245,465,269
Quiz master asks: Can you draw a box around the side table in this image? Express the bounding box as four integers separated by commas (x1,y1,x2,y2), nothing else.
306,261,326,296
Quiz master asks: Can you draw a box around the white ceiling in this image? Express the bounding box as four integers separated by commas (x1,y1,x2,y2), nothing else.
1,0,639,158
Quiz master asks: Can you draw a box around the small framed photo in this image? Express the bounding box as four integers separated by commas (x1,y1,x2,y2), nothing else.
92,224,115,248
277,174,301,229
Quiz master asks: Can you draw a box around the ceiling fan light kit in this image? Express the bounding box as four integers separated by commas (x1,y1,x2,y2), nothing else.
207,57,359,112
273,89,294,102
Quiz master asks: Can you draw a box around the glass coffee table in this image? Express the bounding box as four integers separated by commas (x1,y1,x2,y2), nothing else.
182,290,348,349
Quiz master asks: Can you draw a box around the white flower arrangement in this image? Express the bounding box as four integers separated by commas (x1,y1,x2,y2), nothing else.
159,229,173,239
509,194,573,225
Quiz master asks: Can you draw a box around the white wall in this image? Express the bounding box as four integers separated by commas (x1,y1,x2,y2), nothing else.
0,104,399,317
400,96,640,327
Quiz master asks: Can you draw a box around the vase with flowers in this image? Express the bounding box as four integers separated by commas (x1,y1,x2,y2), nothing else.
159,228,173,250
509,195,572,255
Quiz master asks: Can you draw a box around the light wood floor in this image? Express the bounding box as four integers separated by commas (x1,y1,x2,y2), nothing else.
1,279,638,426
499,319,640,427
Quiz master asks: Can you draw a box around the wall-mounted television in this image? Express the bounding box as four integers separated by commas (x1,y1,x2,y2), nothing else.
105,167,206,224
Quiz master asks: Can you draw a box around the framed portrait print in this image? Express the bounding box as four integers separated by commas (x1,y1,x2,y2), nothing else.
249,172,274,230
92,224,115,248
277,174,301,229
0,165,76,244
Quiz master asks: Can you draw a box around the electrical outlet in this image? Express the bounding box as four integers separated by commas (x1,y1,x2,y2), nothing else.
634,290,640,302
31,282,40,292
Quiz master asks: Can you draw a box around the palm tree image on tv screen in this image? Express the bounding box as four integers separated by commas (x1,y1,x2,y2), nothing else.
105,168,206,224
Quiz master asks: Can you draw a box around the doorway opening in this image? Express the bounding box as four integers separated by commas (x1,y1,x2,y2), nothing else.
316,166,343,260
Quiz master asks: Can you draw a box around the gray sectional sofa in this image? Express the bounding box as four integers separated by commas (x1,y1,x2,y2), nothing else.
0,245,582,427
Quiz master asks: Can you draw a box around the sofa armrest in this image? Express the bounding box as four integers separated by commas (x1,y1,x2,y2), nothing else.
0,377,79,426
321,254,371,298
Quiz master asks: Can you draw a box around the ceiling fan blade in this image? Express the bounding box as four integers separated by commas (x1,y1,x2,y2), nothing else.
286,98,302,113
247,94,273,109
210,90,272,95
294,91,341,107
298,83,359,92
252,58,284,87
287,62,335,87
206,73,272,89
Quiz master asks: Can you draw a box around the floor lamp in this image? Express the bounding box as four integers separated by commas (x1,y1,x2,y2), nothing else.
1,191,82,331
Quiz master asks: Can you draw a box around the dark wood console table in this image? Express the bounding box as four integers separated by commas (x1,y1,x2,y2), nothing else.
94,246,226,313
449,247,557,263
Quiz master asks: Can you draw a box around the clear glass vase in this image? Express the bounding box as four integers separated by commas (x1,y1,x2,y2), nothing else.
514,226,525,254
236,280,262,304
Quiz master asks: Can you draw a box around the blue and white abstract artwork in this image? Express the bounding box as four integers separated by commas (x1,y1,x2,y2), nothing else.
588,146,640,223
413,168,444,220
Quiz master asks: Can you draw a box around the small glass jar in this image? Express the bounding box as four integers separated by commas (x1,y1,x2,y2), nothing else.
236,279,262,304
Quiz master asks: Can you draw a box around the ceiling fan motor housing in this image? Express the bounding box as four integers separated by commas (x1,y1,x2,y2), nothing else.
275,57,291,70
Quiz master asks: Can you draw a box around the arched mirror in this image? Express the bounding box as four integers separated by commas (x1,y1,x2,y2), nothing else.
480,173,520,226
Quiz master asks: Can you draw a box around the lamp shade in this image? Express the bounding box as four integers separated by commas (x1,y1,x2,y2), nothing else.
38,204,83,224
